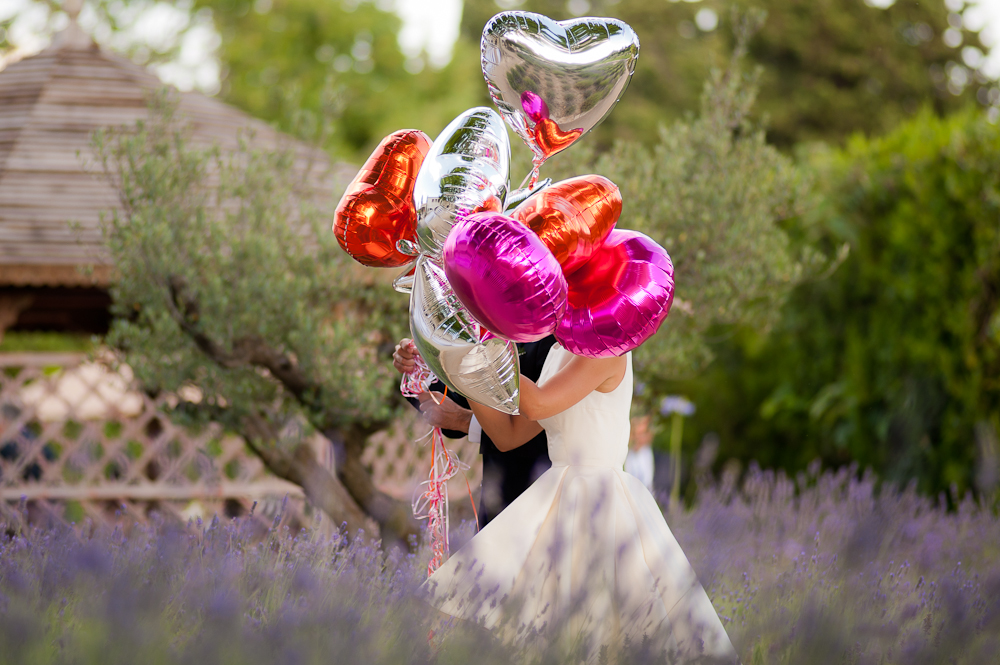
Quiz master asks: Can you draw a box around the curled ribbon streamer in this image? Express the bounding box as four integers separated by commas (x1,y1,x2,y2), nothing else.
400,344,438,397
400,314,486,576
411,426,470,576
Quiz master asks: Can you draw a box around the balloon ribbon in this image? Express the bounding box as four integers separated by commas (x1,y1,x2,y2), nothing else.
401,349,480,577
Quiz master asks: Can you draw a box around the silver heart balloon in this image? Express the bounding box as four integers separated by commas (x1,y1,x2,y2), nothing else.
410,255,521,415
414,107,511,261
481,12,639,169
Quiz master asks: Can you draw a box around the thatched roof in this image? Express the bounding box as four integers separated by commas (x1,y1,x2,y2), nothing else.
0,14,333,288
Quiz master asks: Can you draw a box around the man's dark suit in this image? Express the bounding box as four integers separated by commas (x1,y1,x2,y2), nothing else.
408,336,556,528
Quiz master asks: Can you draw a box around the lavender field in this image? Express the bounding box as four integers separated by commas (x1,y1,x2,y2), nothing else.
2,464,998,665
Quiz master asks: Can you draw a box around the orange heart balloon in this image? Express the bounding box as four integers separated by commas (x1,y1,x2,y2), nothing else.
532,118,583,159
334,129,432,267
511,175,622,275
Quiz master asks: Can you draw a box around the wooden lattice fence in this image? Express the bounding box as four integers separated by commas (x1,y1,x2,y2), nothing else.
0,352,482,533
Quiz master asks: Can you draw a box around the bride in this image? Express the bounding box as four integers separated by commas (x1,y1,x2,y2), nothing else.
420,342,740,663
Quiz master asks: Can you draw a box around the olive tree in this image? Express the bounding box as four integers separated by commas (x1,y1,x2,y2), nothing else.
93,94,418,544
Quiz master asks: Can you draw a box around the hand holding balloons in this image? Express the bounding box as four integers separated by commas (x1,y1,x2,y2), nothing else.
334,112,522,414
335,10,666,411
410,255,521,414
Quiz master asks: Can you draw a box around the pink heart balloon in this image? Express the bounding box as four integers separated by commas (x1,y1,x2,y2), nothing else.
443,212,567,343
556,230,674,358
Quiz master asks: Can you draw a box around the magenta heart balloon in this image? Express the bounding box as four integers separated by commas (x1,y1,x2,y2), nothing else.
443,212,567,343
556,230,674,357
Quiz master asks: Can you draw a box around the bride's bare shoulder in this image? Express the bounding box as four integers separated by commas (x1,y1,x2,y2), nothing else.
521,353,627,420
558,354,626,393
592,355,627,393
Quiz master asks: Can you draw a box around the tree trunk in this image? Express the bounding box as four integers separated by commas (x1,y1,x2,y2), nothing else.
242,414,368,535
164,277,420,546
334,423,422,549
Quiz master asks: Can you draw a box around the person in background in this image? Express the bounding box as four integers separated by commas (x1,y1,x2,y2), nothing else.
393,336,557,527
625,411,655,492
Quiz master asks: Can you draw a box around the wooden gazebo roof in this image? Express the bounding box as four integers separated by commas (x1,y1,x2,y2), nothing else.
0,11,331,288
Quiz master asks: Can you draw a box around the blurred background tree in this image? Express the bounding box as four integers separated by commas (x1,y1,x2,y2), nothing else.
461,0,992,149
5,0,996,155
731,0,992,148
673,107,1000,496
194,0,483,157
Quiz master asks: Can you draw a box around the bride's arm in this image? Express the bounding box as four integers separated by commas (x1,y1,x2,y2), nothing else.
519,354,625,421
468,354,626,451
467,401,543,452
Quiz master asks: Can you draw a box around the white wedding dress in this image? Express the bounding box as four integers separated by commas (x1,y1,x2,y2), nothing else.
423,344,739,663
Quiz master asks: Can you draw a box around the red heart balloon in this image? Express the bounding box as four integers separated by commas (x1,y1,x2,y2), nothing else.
334,129,432,267
511,175,621,276
532,118,583,159
556,230,674,358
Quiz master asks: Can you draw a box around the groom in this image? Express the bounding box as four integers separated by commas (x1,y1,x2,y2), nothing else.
393,336,556,527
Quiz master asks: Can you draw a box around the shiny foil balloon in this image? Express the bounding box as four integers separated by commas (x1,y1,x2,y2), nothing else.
410,255,521,414
504,177,552,212
556,230,674,358
511,175,621,276
444,212,568,343
482,12,639,174
334,129,432,267
414,107,511,261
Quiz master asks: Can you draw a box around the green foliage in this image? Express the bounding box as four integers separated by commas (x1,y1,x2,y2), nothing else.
93,92,407,439
0,15,14,58
199,0,483,159
0,332,96,353
538,23,819,411
680,106,1000,495
732,0,990,148
461,0,992,149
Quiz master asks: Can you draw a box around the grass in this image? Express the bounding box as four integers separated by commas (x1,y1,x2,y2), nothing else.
1,465,998,664
0,332,97,354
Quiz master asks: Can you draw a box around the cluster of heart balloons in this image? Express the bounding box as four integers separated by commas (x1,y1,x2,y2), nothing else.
334,11,674,415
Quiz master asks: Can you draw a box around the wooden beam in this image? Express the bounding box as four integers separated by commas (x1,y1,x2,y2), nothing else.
0,264,112,287
0,351,85,366
1,480,304,501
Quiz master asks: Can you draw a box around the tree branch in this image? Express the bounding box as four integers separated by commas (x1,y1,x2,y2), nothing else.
167,274,373,428
164,274,420,545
